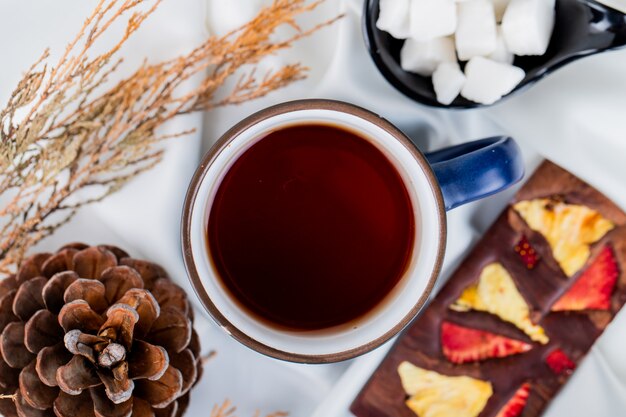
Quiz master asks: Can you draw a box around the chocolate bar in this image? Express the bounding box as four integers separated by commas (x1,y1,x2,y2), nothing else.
350,161,626,417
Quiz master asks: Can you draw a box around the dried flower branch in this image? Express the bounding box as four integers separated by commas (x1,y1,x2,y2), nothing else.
211,400,289,417
0,0,339,273
201,350,218,365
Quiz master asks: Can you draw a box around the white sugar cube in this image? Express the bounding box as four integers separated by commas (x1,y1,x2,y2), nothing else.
488,26,514,64
492,0,511,21
502,0,555,56
461,56,525,104
410,0,457,41
455,0,497,61
377,0,412,39
432,62,466,105
400,37,457,76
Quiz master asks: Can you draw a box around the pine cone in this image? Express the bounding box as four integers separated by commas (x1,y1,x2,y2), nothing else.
0,243,202,417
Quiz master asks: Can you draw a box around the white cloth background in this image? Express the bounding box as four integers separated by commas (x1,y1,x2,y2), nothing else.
1,1,625,416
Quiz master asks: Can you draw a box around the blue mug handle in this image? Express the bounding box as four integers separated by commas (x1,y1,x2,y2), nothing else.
425,137,525,211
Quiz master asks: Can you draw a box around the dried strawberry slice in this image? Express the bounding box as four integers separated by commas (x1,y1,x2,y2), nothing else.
546,348,576,375
495,383,531,417
514,236,539,269
441,321,532,364
552,245,619,311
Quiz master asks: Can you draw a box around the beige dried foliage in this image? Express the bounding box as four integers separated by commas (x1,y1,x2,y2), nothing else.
0,0,339,273
211,400,289,417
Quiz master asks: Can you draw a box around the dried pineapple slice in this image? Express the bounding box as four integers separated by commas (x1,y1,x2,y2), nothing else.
451,263,548,344
398,361,493,417
513,199,614,276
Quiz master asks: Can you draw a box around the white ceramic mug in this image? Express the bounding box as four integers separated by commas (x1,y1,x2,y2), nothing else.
182,100,523,363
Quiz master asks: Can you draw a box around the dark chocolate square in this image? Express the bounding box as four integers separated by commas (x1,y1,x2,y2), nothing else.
350,161,626,417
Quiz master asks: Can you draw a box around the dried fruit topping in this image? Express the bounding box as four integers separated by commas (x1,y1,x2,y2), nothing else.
545,348,576,375
495,383,531,417
398,361,493,417
552,245,619,311
513,199,614,277
450,263,549,344
514,235,539,269
441,321,532,364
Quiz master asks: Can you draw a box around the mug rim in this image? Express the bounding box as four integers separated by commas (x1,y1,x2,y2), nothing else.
181,99,447,363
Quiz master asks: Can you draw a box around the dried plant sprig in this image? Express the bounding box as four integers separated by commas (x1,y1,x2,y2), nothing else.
211,400,289,417
0,0,340,273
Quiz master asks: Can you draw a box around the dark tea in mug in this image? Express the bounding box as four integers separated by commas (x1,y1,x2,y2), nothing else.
184,100,522,362
207,124,415,331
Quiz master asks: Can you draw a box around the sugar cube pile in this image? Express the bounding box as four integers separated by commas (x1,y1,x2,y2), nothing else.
376,0,556,105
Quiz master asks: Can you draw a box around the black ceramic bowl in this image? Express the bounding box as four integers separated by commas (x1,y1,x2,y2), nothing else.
363,0,626,109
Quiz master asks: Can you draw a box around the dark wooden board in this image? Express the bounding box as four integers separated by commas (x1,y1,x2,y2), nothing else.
350,161,626,417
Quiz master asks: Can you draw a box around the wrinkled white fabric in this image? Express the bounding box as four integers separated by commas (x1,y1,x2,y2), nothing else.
1,1,625,416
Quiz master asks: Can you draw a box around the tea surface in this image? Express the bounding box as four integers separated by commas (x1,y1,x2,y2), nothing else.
208,124,414,330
